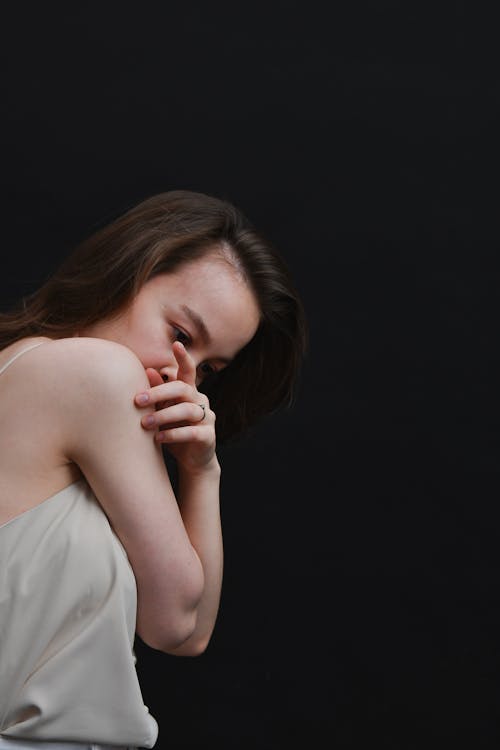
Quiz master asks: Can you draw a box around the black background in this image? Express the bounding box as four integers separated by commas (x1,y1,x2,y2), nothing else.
2,3,500,748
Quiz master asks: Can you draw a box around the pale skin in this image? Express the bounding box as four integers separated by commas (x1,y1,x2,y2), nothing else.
0,249,261,656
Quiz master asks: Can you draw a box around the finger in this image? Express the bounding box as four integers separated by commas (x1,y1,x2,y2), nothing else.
141,402,210,429
145,367,164,388
155,425,210,443
143,369,167,411
173,341,197,386
135,369,166,407
135,379,199,407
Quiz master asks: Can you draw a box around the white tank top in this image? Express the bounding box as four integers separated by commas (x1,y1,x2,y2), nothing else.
0,343,158,748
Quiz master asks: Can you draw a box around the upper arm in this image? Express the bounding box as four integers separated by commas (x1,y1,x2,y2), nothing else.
43,338,204,647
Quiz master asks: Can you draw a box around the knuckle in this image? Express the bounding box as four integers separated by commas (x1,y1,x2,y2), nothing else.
178,381,191,397
190,426,201,441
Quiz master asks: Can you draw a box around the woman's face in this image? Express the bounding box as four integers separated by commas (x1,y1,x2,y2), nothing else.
82,251,261,385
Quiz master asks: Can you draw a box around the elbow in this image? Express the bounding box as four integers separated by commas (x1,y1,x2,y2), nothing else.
144,618,212,657
136,554,206,654
138,612,214,657
139,607,199,653
168,632,211,657
137,570,205,654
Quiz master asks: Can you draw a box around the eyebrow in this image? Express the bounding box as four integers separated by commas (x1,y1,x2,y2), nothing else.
181,305,212,346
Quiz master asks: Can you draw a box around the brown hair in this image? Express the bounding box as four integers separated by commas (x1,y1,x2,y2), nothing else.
0,190,307,440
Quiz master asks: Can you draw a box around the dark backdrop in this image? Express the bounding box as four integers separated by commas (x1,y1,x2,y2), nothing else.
2,3,499,748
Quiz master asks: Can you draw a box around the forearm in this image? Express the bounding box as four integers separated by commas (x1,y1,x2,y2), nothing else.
167,456,223,656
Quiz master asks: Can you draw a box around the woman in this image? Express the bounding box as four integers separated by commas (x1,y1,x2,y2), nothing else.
0,190,306,750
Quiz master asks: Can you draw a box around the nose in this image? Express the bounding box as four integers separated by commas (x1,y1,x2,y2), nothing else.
159,364,204,386
159,364,178,382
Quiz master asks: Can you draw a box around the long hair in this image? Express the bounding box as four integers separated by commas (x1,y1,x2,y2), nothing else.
0,190,307,440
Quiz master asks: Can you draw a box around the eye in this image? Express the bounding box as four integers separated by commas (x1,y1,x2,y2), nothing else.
172,326,190,346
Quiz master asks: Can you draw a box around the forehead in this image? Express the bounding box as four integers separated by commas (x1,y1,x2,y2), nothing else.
146,255,261,348
149,253,253,301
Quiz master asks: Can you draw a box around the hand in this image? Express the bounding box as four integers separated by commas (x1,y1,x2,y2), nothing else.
134,341,217,474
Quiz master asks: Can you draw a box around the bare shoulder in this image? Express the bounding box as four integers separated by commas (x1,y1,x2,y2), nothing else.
30,338,155,466
30,336,144,372
8,337,151,437
0,338,153,512
26,337,149,397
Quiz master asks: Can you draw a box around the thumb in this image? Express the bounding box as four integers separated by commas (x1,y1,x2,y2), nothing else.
145,367,164,388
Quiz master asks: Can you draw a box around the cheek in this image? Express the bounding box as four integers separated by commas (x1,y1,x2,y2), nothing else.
126,326,166,365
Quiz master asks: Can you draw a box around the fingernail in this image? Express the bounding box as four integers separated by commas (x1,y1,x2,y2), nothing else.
136,393,149,404
143,415,155,427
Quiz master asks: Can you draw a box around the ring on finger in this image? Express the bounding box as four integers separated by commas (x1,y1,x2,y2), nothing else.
197,404,206,422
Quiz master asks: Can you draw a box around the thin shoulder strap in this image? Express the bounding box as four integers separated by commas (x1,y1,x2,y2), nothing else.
0,342,46,377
